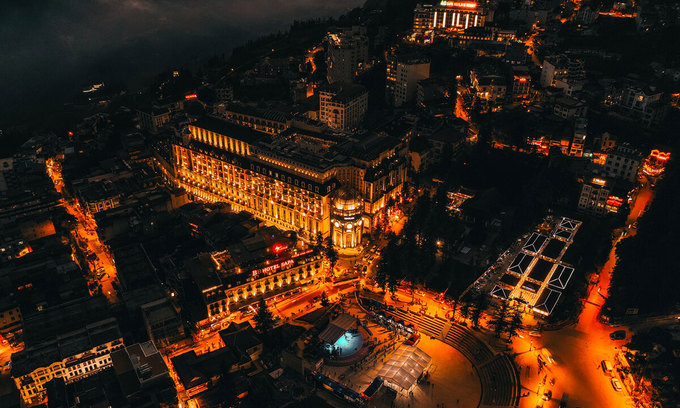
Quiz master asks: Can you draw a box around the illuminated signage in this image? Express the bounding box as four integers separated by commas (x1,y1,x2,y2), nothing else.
592,178,607,186
440,1,478,8
643,150,671,176
252,259,295,278
272,243,288,254
185,93,198,100
292,249,313,258
607,197,623,207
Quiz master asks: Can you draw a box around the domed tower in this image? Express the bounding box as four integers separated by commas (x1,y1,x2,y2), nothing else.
331,188,363,248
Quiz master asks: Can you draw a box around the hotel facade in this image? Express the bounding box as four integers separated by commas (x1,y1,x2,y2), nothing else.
171,116,408,248
413,1,487,34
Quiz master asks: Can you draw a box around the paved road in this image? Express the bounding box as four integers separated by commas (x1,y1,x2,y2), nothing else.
516,185,654,408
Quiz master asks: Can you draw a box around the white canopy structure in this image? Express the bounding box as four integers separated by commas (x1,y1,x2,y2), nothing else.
378,345,432,393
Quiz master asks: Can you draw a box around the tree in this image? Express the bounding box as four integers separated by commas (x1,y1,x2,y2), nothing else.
324,237,338,272
506,307,523,341
450,298,458,321
459,302,471,323
320,291,329,307
253,298,274,334
314,231,324,251
489,302,509,338
387,277,398,295
469,293,488,328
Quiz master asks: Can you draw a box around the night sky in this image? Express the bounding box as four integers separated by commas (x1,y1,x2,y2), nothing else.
0,0,363,126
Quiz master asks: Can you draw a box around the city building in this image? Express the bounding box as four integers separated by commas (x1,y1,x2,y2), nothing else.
554,78,584,96
136,106,171,134
540,54,585,88
604,78,668,127
330,188,363,249
413,2,487,35
319,82,368,131
72,180,121,214
224,104,292,135
110,341,174,400
578,177,611,216
171,346,258,398
456,27,516,46
511,67,531,99
218,322,263,362
213,78,234,103
604,144,642,182
416,77,451,111
141,298,186,349
569,117,587,157
185,246,321,320
0,300,21,340
553,95,587,119
470,68,507,103
386,54,431,107
11,311,123,405
325,26,369,84
172,117,408,242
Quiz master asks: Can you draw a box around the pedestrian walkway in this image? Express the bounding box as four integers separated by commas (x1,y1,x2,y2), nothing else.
384,307,520,408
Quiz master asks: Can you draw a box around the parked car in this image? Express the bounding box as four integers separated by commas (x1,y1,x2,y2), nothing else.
610,330,626,340
611,377,623,392
601,360,614,375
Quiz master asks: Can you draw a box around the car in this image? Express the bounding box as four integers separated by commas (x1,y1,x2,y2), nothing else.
542,390,553,401
610,330,626,340
611,377,623,392
559,392,569,408
601,360,614,375
96,266,105,274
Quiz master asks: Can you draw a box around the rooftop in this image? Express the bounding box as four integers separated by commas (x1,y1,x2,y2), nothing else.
320,82,368,104
190,116,268,146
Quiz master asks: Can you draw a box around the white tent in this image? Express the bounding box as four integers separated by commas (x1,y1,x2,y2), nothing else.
378,345,432,393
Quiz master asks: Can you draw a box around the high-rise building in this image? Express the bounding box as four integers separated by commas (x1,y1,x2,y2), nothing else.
319,82,368,131
325,26,369,84
413,2,487,35
386,54,431,107
171,117,408,244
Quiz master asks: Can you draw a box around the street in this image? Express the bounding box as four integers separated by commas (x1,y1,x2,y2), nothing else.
516,185,654,408
46,158,119,304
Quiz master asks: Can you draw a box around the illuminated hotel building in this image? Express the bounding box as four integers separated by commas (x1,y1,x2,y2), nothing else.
413,2,487,34
172,116,408,244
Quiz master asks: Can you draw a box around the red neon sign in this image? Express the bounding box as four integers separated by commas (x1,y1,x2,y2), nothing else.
185,93,198,100
272,243,288,254
440,1,478,8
